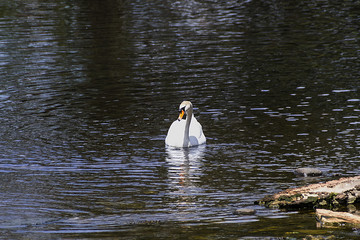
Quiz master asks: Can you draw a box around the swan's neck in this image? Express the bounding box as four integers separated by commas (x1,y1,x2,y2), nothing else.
183,110,193,147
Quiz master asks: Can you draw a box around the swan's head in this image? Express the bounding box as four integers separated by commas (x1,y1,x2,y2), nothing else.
177,101,193,121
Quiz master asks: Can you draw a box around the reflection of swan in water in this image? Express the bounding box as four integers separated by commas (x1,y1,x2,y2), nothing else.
166,145,205,188
165,145,206,221
165,101,206,147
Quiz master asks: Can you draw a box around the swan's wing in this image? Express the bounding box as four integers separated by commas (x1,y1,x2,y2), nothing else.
189,117,206,145
165,120,186,147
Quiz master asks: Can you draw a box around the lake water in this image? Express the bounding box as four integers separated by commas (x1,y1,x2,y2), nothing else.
0,0,359,239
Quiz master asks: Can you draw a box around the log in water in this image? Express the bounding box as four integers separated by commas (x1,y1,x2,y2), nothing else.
256,176,360,209
316,209,360,228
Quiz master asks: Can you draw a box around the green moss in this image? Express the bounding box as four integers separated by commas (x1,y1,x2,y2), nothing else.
305,196,319,204
293,193,303,199
278,195,295,202
318,200,327,206
328,192,338,199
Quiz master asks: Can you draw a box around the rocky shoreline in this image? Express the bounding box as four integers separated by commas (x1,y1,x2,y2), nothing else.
255,175,360,227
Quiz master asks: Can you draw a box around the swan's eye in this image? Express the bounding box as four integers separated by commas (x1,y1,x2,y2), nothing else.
179,106,185,113
177,107,187,120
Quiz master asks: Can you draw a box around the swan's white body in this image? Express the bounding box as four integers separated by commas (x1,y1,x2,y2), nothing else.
165,101,206,148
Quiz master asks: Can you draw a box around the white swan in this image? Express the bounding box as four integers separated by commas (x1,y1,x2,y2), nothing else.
165,101,206,147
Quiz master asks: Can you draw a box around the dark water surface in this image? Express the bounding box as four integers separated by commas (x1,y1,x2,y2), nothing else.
1,0,360,239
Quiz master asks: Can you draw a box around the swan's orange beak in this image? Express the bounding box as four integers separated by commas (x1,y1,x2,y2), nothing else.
178,109,185,121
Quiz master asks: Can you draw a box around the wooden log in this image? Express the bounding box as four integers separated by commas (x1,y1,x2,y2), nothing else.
255,175,360,209
316,208,360,227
